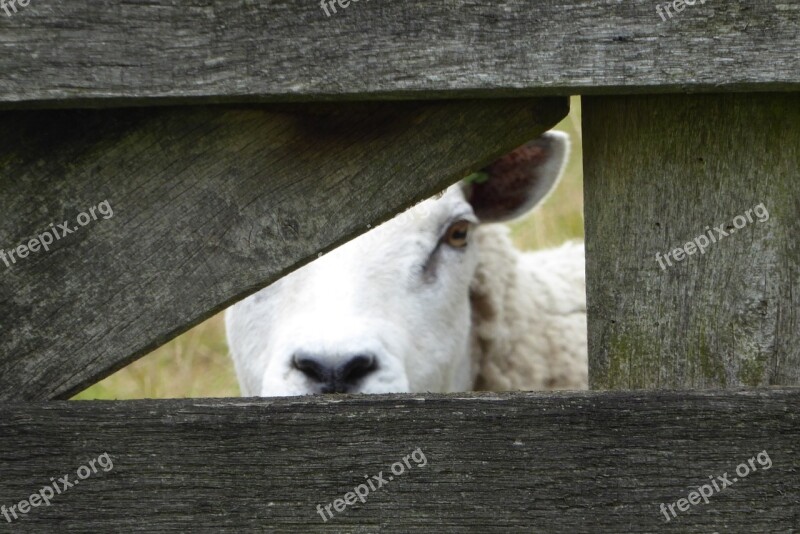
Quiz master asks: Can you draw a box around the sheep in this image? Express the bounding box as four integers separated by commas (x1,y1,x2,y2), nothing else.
225,130,588,397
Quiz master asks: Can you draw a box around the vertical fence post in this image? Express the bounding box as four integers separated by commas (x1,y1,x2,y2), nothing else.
583,94,800,389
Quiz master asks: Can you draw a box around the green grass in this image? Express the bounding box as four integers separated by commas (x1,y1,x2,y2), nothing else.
72,96,585,401
72,313,239,400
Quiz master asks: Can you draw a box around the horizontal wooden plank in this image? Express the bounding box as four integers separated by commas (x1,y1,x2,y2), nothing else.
584,93,800,389
0,389,797,532
0,1,798,107
0,98,567,402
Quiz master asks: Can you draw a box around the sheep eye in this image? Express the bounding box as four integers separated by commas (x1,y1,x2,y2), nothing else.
444,221,470,248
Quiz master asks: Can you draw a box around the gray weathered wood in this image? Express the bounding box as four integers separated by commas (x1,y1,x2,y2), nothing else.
0,98,567,401
0,389,797,532
0,1,798,108
584,93,800,390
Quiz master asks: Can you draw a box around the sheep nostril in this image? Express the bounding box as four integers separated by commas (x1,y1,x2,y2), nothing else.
292,352,378,393
339,354,378,383
292,355,328,383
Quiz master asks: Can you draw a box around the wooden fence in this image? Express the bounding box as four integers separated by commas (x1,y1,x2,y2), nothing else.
1,1,798,532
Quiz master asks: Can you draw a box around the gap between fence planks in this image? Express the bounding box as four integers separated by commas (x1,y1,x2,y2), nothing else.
0,389,797,533
0,98,568,401
0,1,798,108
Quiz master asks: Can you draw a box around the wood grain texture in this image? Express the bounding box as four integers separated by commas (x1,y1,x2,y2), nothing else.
0,389,797,532
584,93,800,390
0,1,798,108
0,98,568,401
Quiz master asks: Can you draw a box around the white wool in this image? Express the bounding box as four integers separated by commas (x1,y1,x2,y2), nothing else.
469,225,587,391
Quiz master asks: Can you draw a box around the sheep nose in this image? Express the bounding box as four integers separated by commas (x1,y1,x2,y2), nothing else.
292,353,378,393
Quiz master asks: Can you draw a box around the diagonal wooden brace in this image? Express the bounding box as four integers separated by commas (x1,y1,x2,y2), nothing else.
0,98,568,400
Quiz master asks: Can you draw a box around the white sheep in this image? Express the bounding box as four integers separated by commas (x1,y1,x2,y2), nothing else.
225,131,587,396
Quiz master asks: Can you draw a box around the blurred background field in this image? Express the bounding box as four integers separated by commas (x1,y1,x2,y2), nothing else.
72,96,584,401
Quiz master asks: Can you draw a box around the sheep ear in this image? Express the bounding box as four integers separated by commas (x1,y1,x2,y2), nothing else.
463,131,570,223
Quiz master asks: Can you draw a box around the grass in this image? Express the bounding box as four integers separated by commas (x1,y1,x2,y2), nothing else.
71,313,237,400
71,96,585,401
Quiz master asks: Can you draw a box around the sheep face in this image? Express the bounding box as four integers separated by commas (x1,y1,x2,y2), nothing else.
227,186,481,396
226,131,570,397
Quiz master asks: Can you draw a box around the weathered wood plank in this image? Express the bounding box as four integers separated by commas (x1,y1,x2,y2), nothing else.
0,389,797,532
0,1,798,108
584,93,800,389
0,98,568,401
